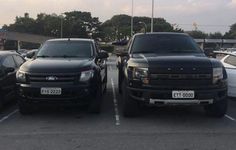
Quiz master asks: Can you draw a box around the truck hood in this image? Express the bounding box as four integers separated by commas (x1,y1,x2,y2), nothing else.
129,53,213,74
20,58,94,74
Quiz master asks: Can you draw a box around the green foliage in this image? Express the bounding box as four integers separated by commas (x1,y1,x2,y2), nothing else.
3,11,101,39
186,30,208,39
224,23,236,39
208,32,223,39
10,12,236,42
101,14,183,42
4,13,36,34
99,44,114,53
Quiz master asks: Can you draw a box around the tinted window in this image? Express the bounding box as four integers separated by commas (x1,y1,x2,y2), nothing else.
224,55,236,66
13,55,25,67
37,41,94,58
131,34,202,54
2,56,16,68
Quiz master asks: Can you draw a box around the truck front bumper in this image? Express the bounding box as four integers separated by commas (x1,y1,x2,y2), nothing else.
127,87,227,106
17,83,93,106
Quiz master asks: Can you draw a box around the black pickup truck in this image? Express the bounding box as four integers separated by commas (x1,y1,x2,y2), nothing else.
117,32,228,117
16,38,108,115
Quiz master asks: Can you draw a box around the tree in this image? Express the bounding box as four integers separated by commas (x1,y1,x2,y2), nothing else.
186,30,208,39
101,14,183,42
63,11,101,38
4,13,36,34
224,23,236,39
3,11,102,38
208,32,223,39
101,15,131,41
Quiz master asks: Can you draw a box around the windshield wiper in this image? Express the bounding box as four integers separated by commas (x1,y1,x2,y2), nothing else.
171,50,198,53
37,55,51,58
53,55,79,58
133,51,155,54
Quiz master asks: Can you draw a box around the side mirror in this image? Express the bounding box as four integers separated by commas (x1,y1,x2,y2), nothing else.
204,48,216,58
5,67,15,74
98,51,109,59
26,51,36,59
116,51,128,57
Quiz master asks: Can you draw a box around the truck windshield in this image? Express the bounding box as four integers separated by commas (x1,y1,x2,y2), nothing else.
131,34,203,54
37,41,93,58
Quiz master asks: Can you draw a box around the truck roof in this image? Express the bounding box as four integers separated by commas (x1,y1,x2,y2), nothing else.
47,38,95,42
134,32,189,36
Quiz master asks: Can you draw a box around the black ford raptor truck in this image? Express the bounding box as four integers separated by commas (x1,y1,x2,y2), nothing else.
117,32,227,118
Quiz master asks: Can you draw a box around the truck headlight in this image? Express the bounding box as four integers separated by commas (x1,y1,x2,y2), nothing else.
80,70,94,82
213,67,223,84
133,68,148,79
16,71,26,83
132,68,149,84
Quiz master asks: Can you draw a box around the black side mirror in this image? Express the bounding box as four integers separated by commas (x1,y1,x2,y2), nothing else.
26,51,36,59
98,51,109,59
5,67,15,74
116,51,128,57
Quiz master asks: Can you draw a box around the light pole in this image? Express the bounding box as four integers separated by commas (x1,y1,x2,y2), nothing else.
151,0,154,32
60,13,65,38
131,0,134,36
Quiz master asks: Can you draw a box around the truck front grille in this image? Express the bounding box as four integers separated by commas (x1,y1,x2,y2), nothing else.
28,74,77,83
149,73,212,86
150,74,211,80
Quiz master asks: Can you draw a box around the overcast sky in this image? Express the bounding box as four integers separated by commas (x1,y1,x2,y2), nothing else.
0,0,236,33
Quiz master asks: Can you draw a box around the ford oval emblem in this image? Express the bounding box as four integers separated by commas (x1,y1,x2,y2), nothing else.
46,76,58,81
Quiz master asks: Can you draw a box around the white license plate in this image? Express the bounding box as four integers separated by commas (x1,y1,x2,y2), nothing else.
172,91,195,99
41,88,62,95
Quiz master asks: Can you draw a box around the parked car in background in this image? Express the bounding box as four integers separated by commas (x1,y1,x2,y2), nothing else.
215,51,236,98
112,39,129,46
17,49,28,57
226,48,236,53
16,38,109,115
0,51,25,109
204,48,216,58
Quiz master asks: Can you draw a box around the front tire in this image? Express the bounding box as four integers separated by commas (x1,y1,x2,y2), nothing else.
122,80,140,117
88,85,103,114
18,101,34,115
0,91,4,110
204,98,227,118
0,98,3,111
103,71,107,94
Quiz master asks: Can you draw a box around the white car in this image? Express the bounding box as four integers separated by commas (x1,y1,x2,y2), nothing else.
220,52,236,98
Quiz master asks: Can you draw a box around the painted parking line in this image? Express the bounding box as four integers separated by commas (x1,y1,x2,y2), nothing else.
225,115,236,122
109,66,112,71
111,78,120,126
0,109,19,123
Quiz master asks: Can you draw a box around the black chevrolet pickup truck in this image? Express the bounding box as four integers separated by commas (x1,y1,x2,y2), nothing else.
16,38,108,115
118,32,228,117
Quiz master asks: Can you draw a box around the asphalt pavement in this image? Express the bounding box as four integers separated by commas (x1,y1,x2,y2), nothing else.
0,55,236,150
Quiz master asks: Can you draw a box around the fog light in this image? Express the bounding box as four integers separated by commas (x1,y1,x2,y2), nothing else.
142,78,149,84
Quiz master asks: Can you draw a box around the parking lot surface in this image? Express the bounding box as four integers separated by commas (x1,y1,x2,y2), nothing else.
0,55,236,150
